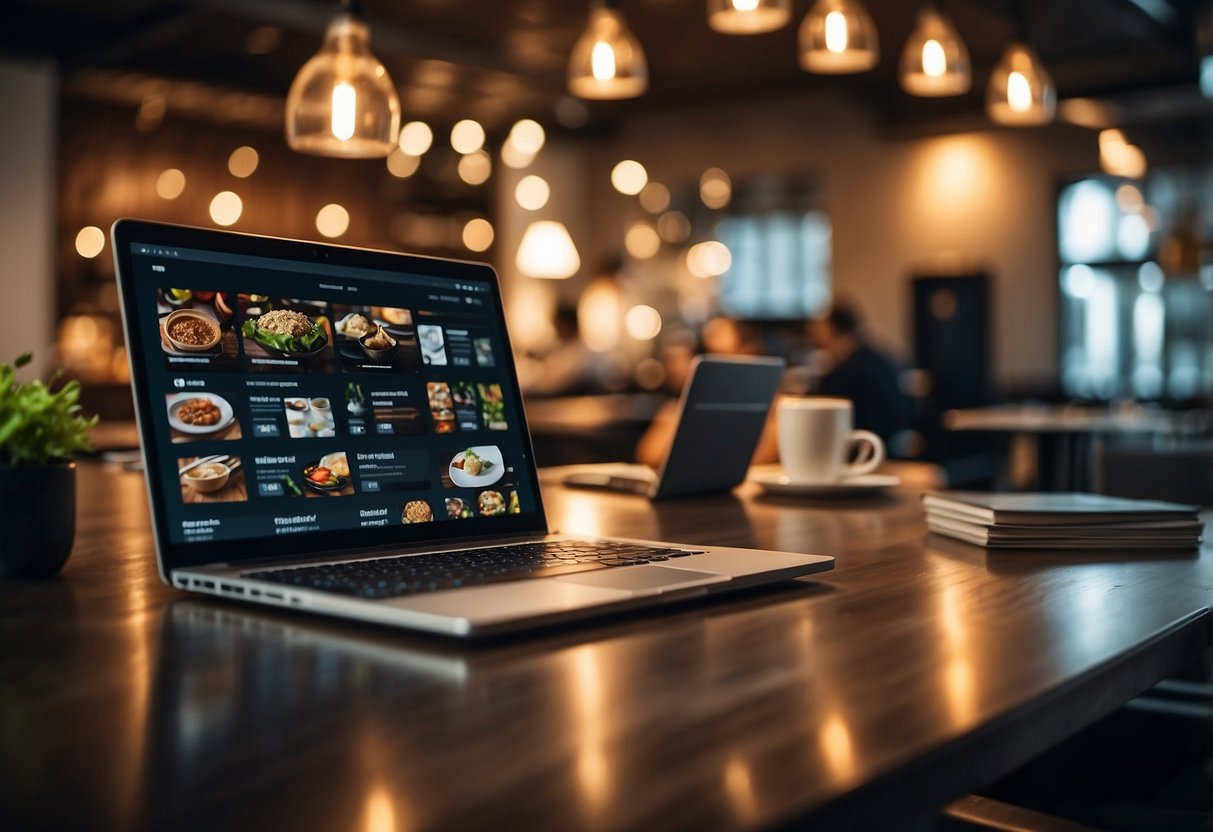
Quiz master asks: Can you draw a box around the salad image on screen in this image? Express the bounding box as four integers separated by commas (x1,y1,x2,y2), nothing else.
477,384,508,431
239,296,334,373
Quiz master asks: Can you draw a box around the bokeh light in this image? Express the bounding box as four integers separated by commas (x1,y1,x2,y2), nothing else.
209,191,242,226
515,175,551,210
611,160,648,195
75,226,105,259
315,203,350,238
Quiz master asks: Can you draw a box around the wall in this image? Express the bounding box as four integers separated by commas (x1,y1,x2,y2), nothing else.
0,59,57,378
591,94,1102,391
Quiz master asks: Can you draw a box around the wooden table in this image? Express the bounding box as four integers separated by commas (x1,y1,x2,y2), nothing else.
2,463,1211,831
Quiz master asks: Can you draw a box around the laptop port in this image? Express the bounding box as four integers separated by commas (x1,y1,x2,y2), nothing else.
202,581,215,590
265,592,283,600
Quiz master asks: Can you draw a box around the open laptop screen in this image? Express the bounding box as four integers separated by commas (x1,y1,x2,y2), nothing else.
113,221,547,573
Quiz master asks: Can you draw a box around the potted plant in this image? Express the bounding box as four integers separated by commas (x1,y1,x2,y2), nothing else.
0,353,97,578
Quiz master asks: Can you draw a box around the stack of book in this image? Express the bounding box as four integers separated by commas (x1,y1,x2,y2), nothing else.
923,492,1204,549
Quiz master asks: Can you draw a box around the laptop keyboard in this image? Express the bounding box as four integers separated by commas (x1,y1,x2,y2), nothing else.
243,540,703,600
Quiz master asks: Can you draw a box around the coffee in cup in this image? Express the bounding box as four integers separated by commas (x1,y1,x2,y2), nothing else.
777,397,884,483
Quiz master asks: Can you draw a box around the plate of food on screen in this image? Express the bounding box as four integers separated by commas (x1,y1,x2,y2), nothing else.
241,309,328,359
402,500,434,524
166,392,235,434
302,451,351,494
477,490,507,517
448,446,503,488
445,497,474,519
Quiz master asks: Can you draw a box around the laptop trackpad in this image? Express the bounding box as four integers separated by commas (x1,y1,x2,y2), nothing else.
555,565,728,595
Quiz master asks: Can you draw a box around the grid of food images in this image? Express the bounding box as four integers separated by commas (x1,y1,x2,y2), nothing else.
149,284,526,533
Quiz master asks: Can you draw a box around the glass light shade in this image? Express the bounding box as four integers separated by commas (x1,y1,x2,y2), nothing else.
899,6,970,96
516,221,581,279
285,12,401,158
985,41,1055,126
707,0,791,35
567,4,648,100
798,0,879,75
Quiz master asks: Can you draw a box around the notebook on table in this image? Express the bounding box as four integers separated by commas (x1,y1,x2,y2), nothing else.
923,491,1204,549
112,220,834,637
560,354,784,500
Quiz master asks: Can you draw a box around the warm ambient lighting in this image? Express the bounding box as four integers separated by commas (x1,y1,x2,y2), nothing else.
386,148,420,178
517,221,581,279
209,191,242,226
462,218,494,252
315,203,350,238
228,146,259,178
687,241,732,277
398,121,433,155
285,0,400,158
156,168,186,200
568,1,648,99
457,150,492,185
986,41,1054,126
699,168,732,209
707,0,791,35
799,0,879,74
75,226,105,259
625,304,662,341
515,175,551,211
450,119,486,154
508,119,546,155
899,5,970,96
501,140,536,170
639,182,671,213
610,159,647,195
624,222,661,259
1099,129,1147,179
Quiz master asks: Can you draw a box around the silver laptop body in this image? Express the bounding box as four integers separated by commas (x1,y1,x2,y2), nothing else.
113,220,833,637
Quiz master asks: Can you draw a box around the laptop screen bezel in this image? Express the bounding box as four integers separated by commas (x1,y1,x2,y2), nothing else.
112,219,550,577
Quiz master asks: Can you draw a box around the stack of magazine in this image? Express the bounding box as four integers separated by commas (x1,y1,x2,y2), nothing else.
923,492,1204,549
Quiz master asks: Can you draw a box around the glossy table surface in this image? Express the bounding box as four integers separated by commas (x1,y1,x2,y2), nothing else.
2,462,1211,831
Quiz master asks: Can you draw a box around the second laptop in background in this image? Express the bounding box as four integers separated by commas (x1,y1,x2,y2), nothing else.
561,355,785,500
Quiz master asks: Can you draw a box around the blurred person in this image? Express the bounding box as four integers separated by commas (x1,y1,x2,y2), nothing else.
809,302,913,449
520,305,616,396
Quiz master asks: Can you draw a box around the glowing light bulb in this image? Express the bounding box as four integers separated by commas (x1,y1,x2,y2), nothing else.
733,0,759,10
1007,71,1032,113
824,11,848,52
331,82,356,141
922,39,945,77
591,42,616,80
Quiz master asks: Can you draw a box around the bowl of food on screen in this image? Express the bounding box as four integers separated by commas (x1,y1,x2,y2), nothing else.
358,326,399,361
164,309,221,353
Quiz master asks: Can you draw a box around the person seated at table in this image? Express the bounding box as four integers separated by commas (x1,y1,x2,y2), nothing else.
810,301,913,451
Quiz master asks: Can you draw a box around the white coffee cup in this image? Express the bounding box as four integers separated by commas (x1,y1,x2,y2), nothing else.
777,397,885,483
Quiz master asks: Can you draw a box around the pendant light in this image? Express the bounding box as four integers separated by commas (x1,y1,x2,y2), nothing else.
707,0,791,35
285,0,400,158
986,40,1054,126
899,3,970,96
798,0,879,75
568,1,648,100
516,221,581,279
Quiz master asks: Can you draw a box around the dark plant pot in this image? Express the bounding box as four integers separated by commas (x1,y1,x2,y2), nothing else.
0,462,77,579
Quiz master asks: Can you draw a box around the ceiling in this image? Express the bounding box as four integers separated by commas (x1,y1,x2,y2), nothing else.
3,0,1210,137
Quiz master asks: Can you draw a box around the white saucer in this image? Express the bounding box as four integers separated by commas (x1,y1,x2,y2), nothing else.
749,467,900,497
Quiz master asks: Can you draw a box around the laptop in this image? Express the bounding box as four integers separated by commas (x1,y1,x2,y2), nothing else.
561,354,783,499
112,220,834,637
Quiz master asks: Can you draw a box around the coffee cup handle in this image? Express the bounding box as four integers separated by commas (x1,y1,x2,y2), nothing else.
843,430,885,477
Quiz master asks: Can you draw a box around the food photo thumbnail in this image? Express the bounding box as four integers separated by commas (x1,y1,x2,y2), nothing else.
166,392,241,442
239,296,334,373
178,455,247,504
156,289,240,371
332,305,421,373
